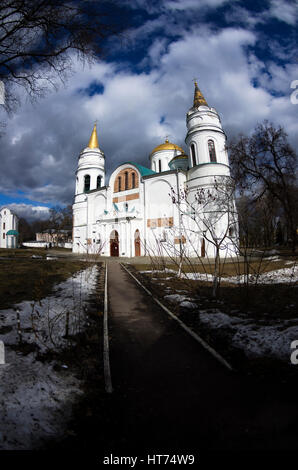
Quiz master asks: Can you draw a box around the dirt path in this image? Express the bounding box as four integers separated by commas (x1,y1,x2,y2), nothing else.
104,261,298,454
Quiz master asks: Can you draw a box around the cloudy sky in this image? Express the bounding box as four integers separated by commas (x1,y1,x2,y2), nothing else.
0,0,297,221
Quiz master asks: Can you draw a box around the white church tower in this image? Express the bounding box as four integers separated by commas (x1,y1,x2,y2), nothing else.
75,122,105,196
73,123,105,252
184,81,237,257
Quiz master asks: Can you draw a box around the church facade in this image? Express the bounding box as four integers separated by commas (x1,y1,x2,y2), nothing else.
72,82,238,258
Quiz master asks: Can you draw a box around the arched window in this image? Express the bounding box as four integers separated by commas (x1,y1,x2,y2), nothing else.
208,140,217,162
84,174,90,192
132,172,136,189
191,144,196,167
158,160,162,172
97,175,102,189
125,171,128,190
118,176,122,192
125,203,128,212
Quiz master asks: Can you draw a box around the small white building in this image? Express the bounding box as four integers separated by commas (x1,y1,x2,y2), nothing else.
0,207,19,248
72,82,238,258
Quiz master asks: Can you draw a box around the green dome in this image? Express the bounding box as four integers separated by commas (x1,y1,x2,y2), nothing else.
168,153,189,171
6,230,18,236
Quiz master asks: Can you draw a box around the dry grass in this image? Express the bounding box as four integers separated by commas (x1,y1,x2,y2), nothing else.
131,260,298,321
133,256,297,277
0,256,91,309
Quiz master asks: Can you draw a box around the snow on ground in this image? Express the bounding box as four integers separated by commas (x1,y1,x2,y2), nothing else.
149,264,298,361
141,264,298,285
164,294,198,310
0,352,83,450
0,265,98,450
0,265,98,352
184,265,298,285
199,311,298,362
179,301,198,309
164,294,188,303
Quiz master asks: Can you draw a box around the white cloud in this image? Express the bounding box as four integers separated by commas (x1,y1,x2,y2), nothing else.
269,0,297,25
3,203,50,221
165,0,229,10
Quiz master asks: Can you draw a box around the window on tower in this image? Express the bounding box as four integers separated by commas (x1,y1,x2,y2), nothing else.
158,160,162,172
132,172,136,189
208,140,217,162
125,171,129,190
97,175,102,189
118,176,122,192
84,174,90,192
191,144,196,167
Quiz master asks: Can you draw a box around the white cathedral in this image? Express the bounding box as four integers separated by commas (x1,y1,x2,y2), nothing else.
72,82,238,258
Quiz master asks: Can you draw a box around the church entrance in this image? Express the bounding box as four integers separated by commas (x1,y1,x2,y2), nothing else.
201,238,205,258
110,230,119,257
134,229,141,257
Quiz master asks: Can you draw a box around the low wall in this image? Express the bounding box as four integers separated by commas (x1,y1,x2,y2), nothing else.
22,241,49,248
22,241,73,249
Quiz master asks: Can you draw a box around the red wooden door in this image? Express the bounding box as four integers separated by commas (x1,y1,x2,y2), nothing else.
110,230,119,257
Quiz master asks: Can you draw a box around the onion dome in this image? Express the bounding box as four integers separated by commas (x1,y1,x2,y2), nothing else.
168,153,189,171
151,138,184,155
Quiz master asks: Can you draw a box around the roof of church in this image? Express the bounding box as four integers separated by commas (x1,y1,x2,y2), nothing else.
123,162,156,176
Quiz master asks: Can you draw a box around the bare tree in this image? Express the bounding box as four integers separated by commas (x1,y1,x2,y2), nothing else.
170,175,238,297
0,0,124,112
229,121,298,252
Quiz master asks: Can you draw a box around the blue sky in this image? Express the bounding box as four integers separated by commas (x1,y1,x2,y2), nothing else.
0,0,297,221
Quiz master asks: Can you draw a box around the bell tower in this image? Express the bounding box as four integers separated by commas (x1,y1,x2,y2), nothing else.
185,81,230,177
184,81,238,258
74,122,105,199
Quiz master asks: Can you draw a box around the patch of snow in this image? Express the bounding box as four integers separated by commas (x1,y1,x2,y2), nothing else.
232,324,298,360
0,266,98,352
180,301,198,309
199,311,298,361
266,249,279,255
0,265,98,450
164,294,187,303
184,265,298,285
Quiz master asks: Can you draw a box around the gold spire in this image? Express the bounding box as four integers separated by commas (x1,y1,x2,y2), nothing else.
88,122,99,149
193,80,208,108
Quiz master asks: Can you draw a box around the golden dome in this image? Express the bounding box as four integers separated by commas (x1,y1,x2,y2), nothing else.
151,139,184,155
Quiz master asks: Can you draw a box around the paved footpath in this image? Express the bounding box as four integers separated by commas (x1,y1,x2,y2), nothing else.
106,261,298,454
